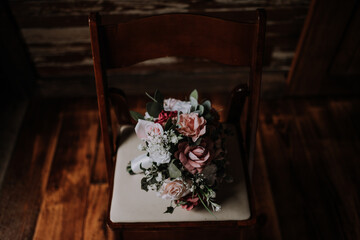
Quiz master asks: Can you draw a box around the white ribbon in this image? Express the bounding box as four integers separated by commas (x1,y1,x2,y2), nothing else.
130,153,153,173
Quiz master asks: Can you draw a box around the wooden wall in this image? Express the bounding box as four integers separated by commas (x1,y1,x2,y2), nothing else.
9,0,310,96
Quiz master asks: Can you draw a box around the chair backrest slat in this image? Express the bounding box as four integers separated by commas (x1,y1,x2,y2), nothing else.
99,14,257,68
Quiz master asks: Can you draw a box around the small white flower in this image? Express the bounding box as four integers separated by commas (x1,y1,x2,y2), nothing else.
209,190,216,199
155,172,163,182
212,203,221,212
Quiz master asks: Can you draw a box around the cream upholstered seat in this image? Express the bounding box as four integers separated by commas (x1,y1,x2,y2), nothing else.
110,124,250,223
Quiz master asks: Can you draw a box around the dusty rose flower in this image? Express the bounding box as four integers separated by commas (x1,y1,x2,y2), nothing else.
158,179,190,200
174,139,214,174
176,195,200,211
155,110,178,125
177,113,206,142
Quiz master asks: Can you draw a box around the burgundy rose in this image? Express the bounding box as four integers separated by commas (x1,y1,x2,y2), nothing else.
155,110,178,125
174,138,214,174
175,194,200,211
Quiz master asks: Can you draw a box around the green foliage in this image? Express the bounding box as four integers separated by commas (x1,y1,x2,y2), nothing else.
202,100,211,111
168,161,182,178
164,118,175,131
130,111,144,121
146,102,163,117
189,137,202,146
190,89,198,100
164,206,174,214
154,89,164,104
141,178,149,192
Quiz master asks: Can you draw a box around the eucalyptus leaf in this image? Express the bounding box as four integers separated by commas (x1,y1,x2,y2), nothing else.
130,111,144,121
202,100,212,111
198,105,204,115
146,102,162,117
190,89,198,100
168,162,182,178
190,96,198,110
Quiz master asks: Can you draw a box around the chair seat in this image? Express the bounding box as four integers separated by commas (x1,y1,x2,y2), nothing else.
110,124,251,223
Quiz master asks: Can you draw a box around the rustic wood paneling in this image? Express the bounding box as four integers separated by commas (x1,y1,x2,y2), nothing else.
9,0,309,85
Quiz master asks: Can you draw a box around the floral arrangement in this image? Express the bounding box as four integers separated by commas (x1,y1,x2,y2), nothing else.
127,90,230,215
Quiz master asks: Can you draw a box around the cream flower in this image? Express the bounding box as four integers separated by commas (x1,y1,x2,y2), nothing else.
158,179,191,200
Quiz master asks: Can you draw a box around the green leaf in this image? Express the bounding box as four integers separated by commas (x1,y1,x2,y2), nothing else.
202,100,211,111
146,102,163,117
190,137,202,146
145,92,157,102
141,178,149,192
164,118,173,131
154,89,164,105
198,105,204,115
130,111,144,121
168,162,182,178
190,96,198,111
190,89,198,100
164,206,174,214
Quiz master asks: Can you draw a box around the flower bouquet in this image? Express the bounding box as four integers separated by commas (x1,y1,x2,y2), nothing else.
127,90,230,215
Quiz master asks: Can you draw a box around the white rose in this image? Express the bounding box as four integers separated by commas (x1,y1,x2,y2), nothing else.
163,98,191,113
135,119,163,139
158,179,190,200
149,149,171,164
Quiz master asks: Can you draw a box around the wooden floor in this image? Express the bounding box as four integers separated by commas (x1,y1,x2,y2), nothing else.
0,96,359,240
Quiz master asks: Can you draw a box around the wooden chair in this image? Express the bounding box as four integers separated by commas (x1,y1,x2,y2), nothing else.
89,10,265,240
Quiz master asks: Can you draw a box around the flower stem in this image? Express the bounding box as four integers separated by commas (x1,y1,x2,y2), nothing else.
198,191,217,219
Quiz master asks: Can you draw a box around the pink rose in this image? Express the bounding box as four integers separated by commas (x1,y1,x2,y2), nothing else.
135,119,163,139
174,139,214,174
159,179,190,200
177,113,206,142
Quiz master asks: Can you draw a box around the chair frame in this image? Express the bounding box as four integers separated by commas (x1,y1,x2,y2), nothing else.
89,9,265,234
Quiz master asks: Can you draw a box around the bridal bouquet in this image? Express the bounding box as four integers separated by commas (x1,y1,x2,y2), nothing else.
127,90,230,215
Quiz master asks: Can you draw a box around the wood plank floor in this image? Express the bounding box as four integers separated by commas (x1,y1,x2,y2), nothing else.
0,96,359,240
